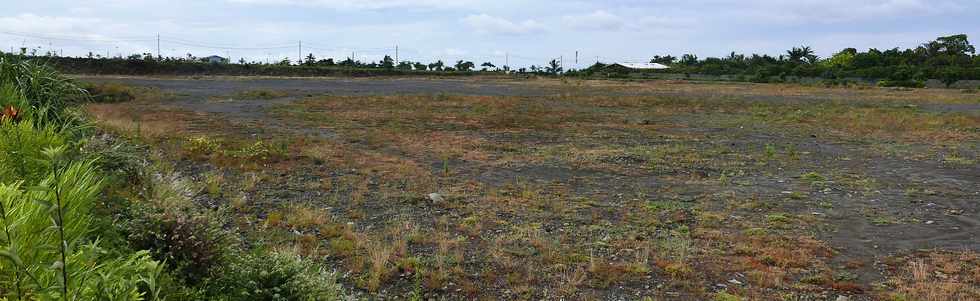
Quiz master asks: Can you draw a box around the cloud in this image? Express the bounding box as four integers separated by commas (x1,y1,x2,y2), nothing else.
562,10,623,31
444,48,466,56
0,13,103,35
461,14,543,35
728,0,965,24
226,0,474,10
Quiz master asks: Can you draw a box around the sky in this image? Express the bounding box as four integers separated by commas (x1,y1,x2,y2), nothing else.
2,0,978,69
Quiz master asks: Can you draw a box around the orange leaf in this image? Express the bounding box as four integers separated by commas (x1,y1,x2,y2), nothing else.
1,105,19,121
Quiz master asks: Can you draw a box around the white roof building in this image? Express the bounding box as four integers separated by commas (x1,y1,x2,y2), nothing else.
611,62,670,70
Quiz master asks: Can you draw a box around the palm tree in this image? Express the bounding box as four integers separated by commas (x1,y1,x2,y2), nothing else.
787,46,817,64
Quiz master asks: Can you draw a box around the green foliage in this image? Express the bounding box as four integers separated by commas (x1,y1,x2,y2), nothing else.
122,201,230,284
454,60,475,72
633,34,980,84
939,67,963,87
0,143,161,300
713,292,742,301
83,82,136,103
207,250,344,301
0,119,70,183
877,79,926,88
185,136,222,155
0,57,88,123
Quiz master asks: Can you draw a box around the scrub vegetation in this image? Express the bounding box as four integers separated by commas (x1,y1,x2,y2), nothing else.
0,57,347,300
76,73,980,300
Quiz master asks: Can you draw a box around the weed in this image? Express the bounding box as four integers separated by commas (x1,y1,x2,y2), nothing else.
714,292,742,301
766,213,792,227
764,143,776,160
366,241,394,292
204,170,225,198
233,89,288,100
801,172,827,184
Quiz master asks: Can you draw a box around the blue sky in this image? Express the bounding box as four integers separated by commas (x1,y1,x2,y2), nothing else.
2,0,978,68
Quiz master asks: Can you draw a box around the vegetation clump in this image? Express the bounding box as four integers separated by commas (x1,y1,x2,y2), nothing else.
0,57,347,299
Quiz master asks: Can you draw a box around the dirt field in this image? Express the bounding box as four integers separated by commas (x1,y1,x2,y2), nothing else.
80,75,980,300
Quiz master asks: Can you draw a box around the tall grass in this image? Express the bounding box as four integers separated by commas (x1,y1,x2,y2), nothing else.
0,57,88,124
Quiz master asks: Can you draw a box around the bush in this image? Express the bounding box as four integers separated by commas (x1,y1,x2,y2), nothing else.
0,118,69,183
207,250,345,301
122,202,230,284
84,82,136,103
877,79,926,88
0,144,162,300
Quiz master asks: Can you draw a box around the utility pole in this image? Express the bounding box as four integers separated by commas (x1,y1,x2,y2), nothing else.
298,40,302,65
156,34,161,59
575,51,578,67
505,52,509,69
395,45,399,65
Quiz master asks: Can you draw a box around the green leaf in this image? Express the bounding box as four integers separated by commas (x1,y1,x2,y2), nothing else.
0,248,24,267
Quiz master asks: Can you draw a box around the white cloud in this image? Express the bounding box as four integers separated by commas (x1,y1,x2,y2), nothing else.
729,0,964,24
0,13,103,35
461,14,544,35
562,10,623,31
444,48,466,56
226,0,475,10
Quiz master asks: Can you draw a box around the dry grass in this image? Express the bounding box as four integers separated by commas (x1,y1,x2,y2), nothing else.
881,251,980,301
85,103,191,139
82,77,980,299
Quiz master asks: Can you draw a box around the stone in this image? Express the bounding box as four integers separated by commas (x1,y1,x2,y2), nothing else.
428,193,445,203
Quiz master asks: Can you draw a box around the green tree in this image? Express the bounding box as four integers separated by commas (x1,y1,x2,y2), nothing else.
455,60,475,71
480,62,496,71
786,46,817,64
939,67,963,88
396,61,413,70
317,58,335,66
680,54,698,66
380,55,395,69
545,59,562,74
925,34,975,57
650,55,677,65
823,49,856,68
428,60,444,71
304,53,316,66
413,62,427,71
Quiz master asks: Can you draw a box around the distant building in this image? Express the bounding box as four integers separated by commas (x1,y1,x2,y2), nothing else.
587,62,670,77
605,62,670,71
205,55,229,64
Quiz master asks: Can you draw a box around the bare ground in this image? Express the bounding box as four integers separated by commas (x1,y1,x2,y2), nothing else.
81,75,980,300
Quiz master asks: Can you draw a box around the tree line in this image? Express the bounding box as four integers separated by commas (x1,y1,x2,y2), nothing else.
3,34,978,86
584,34,978,87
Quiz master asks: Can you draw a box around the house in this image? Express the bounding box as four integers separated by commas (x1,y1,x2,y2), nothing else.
205,55,229,64
605,62,670,71
589,62,670,77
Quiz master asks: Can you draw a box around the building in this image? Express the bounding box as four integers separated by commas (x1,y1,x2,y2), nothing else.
605,62,670,71
205,55,229,64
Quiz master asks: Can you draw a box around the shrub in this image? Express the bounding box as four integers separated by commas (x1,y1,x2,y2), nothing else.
84,82,136,103
0,118,69,183
877,79,925,88
122,198,230,284
207,250,345,300
0,146,162,300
